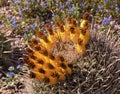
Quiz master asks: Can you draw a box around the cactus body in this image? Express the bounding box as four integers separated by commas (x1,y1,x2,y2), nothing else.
22,12,90,85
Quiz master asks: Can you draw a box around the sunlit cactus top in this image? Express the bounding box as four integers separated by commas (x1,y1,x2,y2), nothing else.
22,12,90,85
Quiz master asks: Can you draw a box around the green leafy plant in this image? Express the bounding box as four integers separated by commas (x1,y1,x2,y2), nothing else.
0,33,12,65
0,33,24,90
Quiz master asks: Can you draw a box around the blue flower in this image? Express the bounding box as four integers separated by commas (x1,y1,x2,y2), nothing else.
8,71,14,77
102,17,112,25
41,1,47,7
25,27,29,31
11,18,17,24
25,0,29,4
69,7,75,12
16,64,21,69
80,2,85,7
67,4,71,10
98,5,102,12
13,24,17,28
103,0,108,2
115,6,120,12
10,17,18,28
105,9,110,13
66,0,70,5
21,16,25,19
60,5,64,9
52,13,54,17
30,24,37,29
25,5,29,10
23,33,27,37
66,0,70,2
11,18,18,28
67,4,75,12
28,24,37,29
17,6,22,15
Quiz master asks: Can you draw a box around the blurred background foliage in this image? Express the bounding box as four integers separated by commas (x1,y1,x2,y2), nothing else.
1,0,119,36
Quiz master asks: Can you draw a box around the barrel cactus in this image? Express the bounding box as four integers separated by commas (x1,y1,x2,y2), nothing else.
21,12,120,94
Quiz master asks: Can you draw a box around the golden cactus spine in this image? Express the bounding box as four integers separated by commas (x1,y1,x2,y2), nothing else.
79,12,90,45
76,12,90,54
22,12,90,85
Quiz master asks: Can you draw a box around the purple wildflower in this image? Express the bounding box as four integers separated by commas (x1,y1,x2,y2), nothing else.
103,0,108,3
16,64,21,69
18,6,22,15
80,2,85,7
66,0,70,5
69,7,75,12
102,16,112,25
13,24,17,28
105,9,110,13
115,6,120,12
25,5,29,10
60,5,64,9
11,17,18,28
30,24,37,29
67,4,71,10
66,0,70,2
11,18,17,24
23,33,27,37
21,16,25,19
52,13,54,17
8,71,14,77
41,1,47,7
67,4,75,12
25,27,29,31
98,5,102,12
25,0,29,4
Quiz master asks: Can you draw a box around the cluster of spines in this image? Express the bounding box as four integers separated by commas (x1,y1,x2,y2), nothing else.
22,12,90,85
22,46,72,85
